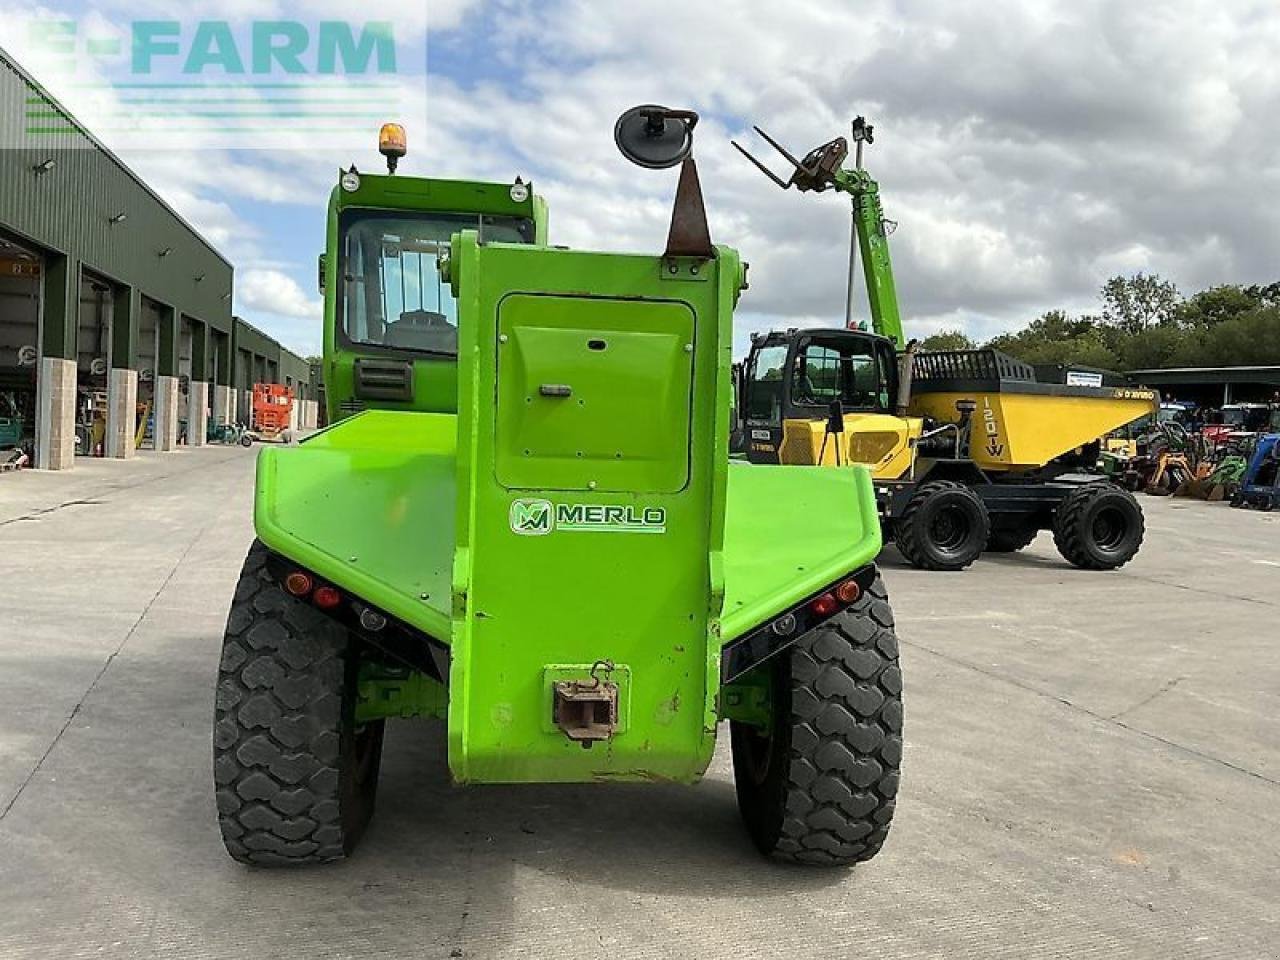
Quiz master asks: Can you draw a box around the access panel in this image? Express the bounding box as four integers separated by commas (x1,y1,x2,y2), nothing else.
494,294,694,492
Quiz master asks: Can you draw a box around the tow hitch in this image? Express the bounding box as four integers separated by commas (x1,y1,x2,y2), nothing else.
553,660,619,746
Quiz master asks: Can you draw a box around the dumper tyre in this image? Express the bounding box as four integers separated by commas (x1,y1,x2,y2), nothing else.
1052,483,1144,570
730,576,902,866
893,480,989,571
986,524,1038,553
214,540,384,866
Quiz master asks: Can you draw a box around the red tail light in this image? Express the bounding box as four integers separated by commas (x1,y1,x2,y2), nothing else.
808,592,838,617
313,585,342,609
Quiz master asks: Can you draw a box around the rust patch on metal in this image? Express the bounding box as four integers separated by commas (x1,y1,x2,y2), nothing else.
663,157,713,259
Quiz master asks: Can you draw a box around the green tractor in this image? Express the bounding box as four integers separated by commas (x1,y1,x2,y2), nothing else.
215,109,903,868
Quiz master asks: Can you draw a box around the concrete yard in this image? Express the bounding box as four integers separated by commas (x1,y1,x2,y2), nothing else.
1,447,1277,959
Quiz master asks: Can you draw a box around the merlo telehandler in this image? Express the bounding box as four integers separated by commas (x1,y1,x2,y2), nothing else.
214,111,903,867
732,121,1156,572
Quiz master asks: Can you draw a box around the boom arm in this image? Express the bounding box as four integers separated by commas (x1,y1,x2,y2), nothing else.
837,167,905,351
731,123,906,351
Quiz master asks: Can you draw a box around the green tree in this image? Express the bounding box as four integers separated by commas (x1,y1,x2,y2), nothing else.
919,330,977,351
1198,306,1280,366
1177,285,1259,328
1101,273,1180,334
1114,324,1186,370
987,310,1118,368
966,278,1277,373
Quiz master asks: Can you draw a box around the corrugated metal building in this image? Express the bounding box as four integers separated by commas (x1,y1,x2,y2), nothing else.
1128,366,1280,406
0,46,315,469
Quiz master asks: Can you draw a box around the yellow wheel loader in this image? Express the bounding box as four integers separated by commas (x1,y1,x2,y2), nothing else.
733,121,1157,571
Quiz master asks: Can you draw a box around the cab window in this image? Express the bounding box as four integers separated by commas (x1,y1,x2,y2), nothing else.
744,344,790,422
792,340,889,412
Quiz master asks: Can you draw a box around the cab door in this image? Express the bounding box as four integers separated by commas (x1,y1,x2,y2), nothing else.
741,340,794,463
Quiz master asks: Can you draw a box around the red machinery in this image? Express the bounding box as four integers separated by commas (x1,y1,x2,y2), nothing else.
250,383,295,443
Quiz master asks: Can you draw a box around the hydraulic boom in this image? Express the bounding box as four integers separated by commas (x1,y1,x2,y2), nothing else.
732,119,905,350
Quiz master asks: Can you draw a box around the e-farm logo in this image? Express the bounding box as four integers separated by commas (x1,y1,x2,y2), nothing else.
509,500,668,536
20,15,411,148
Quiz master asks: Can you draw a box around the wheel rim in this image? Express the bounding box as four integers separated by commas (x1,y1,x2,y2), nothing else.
1091,505,1129,553
929,504,972,556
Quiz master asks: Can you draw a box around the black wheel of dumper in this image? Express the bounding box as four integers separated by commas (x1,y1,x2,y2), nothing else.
1052,483,1144,571
986,524,1039,553
730,576,902,866
893,480,989,571
213,540,384,865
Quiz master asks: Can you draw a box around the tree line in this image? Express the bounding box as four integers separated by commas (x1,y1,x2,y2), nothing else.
920,275,1280,371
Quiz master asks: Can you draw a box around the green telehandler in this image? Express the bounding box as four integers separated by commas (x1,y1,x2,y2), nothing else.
214,109,903,867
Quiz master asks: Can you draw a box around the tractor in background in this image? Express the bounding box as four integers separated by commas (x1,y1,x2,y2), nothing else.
732,121,1154,571
1230,434,1280,510
214,112,903,869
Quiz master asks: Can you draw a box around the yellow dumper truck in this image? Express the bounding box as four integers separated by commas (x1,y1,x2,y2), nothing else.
733,122,1157,571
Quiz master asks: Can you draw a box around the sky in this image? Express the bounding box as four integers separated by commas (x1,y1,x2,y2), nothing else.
4,0,1279,357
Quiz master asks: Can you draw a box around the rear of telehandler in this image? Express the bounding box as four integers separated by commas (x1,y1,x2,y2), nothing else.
215,111,903,868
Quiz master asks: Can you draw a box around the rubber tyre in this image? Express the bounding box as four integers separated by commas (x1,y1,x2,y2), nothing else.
1052,483,1144,570
731,576,902,866
893,480,989,571
240,434,253,447
214,541,384,866
986,525,1039,553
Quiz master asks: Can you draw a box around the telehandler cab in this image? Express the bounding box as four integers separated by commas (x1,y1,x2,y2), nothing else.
732,122,1156,572
214,110,903,868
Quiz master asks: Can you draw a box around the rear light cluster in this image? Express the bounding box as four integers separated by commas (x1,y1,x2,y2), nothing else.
721,566,875,684
263,550,451,686
768,574,863,639
282,568,386,630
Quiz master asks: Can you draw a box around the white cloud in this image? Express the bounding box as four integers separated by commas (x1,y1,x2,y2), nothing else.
8,0,1279,359
233,269,323,355
237,268,321,320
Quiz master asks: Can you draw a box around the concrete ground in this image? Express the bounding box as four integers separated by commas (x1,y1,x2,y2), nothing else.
1,448,1277,959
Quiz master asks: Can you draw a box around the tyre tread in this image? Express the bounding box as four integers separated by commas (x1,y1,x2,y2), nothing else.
1052,483,1144,570
769,578,902,865
894,480,987,571
214,541,357,866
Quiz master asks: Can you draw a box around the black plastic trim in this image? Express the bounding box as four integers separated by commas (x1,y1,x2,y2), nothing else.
720,564,879,684
262,551,450,684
